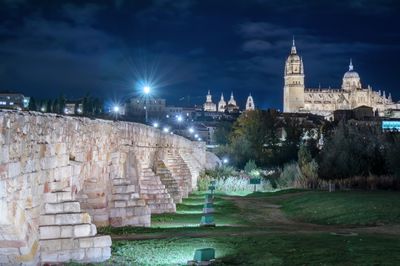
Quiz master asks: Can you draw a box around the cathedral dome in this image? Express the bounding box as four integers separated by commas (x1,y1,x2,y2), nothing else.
343,70,360,79
342,59,361,91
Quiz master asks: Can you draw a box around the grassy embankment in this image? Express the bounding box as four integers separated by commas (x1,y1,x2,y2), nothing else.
94,190,400,265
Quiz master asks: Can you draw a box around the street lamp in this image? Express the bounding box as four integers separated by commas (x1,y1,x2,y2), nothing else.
143,86,151,123
188,127,194,134
153,122,159,128
163,127,169,133
113,105,120,113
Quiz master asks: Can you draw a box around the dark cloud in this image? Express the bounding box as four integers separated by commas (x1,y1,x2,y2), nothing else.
242,40,273,53
0,0,399,110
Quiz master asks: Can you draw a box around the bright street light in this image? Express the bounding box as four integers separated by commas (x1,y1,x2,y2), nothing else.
163,127,169,133
113,105,120,113
188,127,194,133
143,86,151,94
194,134,199,138
177,115,183,122
223,158,229,164
153,122,159,128
198,137,202,141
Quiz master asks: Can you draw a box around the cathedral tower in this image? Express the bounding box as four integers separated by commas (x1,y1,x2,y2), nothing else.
246,93,255,111
283,38,305,112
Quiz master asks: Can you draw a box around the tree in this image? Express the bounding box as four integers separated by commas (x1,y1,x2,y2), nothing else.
46,99,52,113
214,121,233,145
58,94,66,114
28,97,37,111
318,121,387,180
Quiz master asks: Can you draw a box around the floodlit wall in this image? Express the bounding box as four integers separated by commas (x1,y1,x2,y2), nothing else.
0,110,211,265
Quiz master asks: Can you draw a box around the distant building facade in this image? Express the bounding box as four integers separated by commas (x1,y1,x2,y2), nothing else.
0,93,29,110
283,39,400,118
127,97,166,117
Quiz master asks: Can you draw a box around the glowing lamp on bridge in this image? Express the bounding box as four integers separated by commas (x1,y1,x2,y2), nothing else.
143,85,151,95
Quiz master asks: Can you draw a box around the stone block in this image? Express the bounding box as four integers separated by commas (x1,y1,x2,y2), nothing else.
70,249,85,261
40,239,62,252
93,235,112,248
85,247,103,260
0,146,9,164
73,224,92,238
54,212,91,225
60,225,73,238
39,226,61,239
8,161,21,178
39,215,55,226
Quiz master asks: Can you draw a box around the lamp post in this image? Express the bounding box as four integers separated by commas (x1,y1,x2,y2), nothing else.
143,86,151,123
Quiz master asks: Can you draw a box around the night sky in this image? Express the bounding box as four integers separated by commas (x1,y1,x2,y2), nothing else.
1,0,399,110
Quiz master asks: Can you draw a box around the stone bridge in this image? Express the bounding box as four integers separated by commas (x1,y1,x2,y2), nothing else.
0,110,218,265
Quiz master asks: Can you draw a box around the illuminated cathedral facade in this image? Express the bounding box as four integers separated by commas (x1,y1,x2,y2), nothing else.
283,39,400,118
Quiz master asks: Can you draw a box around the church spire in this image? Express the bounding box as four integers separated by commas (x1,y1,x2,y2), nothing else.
291,36,297,54
349,58,354,71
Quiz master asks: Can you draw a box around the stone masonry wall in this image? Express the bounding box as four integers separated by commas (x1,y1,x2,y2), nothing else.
0,110,208,265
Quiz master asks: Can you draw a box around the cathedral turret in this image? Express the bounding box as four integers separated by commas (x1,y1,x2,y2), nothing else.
246,93,255,111
228,92,237,106
283,38,305,112
218,93,226,112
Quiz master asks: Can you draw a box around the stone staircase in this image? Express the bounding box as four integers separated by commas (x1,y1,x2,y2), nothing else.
109,175,151,227
163,152,193,199
155,160,183,204
139,167,176,214
39,181,111,263
179,151,203,190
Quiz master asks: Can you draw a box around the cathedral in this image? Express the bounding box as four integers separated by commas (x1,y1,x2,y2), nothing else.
283,39,400,118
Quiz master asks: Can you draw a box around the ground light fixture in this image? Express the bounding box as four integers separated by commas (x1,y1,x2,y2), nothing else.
223,158,229,164
188,248,216,265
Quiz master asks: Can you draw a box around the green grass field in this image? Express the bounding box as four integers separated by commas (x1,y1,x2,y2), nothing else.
93,190,400,265
100,233,400,265
150,192,247,227
271,190,400,226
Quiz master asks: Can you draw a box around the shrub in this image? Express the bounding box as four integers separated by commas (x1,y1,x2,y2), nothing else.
197,166,273,194
244,160,257,174
278,161,300,188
